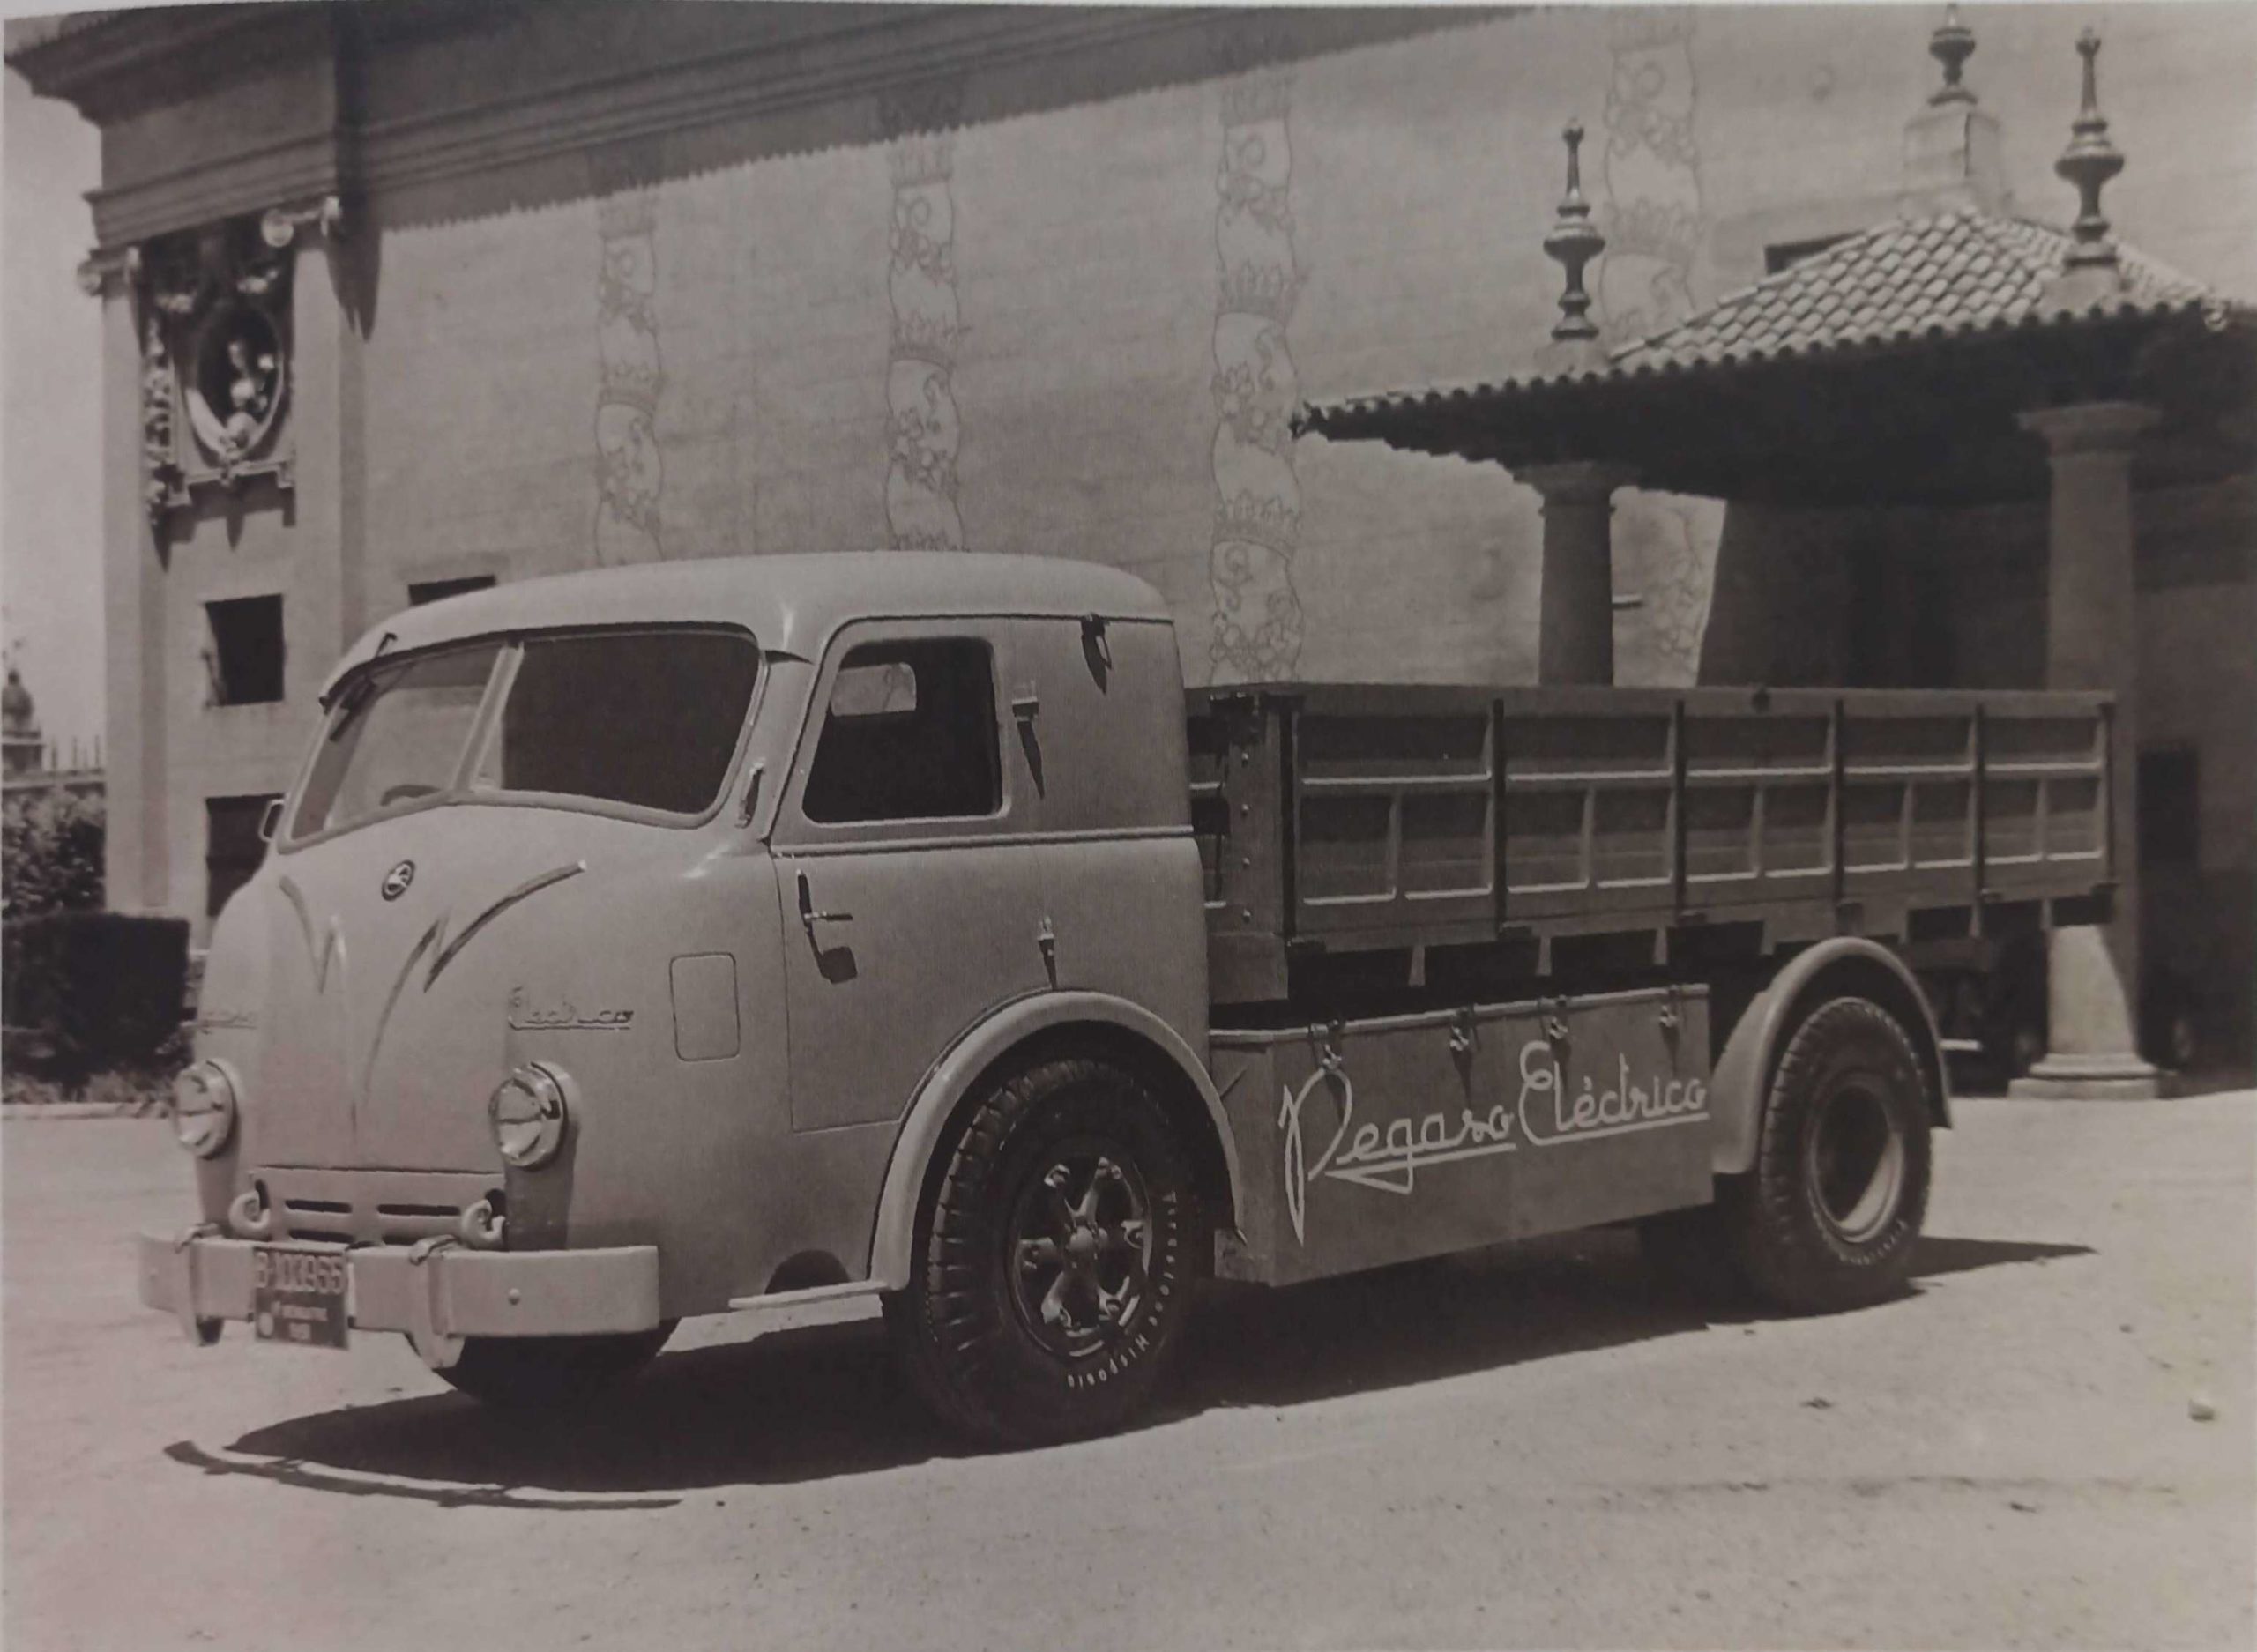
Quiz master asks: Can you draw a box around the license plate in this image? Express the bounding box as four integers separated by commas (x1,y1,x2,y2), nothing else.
252,1245,350,1350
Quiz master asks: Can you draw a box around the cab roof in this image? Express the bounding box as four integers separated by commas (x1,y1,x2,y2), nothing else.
323,552,1172,699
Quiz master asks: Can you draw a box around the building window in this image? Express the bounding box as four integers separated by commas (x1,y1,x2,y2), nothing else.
205,595,286,705
1764,233,1853,274
802,638,1000,823
2138,748,2200,869
408,574,496,606
206,794,279,918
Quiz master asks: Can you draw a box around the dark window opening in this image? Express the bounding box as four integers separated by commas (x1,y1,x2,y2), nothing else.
205,595,286,705
803,638,1000,823
2138,748,2200,869
495,631,757,815
408,575,496,607
1764,233,1853,275
206,793,279,918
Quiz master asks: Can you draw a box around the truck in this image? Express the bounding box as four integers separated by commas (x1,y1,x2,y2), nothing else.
142,554,2115,1446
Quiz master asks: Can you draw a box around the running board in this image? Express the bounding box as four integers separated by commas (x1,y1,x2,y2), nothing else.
726,1279,886,1313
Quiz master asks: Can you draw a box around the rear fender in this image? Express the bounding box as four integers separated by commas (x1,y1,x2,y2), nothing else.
1710,938,1950,1178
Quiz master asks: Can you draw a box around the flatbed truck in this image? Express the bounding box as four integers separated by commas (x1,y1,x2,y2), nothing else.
143,554,2112,1444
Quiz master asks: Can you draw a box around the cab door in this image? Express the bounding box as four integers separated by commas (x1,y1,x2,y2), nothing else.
771,618,1052,1133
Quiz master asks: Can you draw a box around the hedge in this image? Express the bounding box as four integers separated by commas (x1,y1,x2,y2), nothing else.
3,912,191,1076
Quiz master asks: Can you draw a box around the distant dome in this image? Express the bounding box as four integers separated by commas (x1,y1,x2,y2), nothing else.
1,669,34,735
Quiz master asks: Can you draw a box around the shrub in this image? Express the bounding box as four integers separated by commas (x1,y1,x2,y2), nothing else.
4,912,190,1082
2,790,104,919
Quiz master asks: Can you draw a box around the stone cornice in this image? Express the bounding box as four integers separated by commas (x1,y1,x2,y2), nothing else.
350,5,1207,202
52,4,1490,251
53,4,1232,249
92,131,347,251
9,4,338,124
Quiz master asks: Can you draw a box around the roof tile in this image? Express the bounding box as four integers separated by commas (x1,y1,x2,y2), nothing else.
1301,207,2238,434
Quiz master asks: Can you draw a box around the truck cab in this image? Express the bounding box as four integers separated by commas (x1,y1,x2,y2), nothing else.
147,554,1224,1418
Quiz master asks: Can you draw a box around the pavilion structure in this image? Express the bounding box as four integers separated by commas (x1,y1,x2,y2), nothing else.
1296,21,2255,1098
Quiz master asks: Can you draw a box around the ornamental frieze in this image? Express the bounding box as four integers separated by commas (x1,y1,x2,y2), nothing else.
883,78,968,554
1209,62,1307,684
591,139,669,565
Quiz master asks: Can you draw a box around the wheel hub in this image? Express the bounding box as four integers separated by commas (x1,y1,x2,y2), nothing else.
1008,1148,1155,1360
1807,1081,1906,1244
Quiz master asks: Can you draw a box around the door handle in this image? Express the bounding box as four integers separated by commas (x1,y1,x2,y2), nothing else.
796,870,853,936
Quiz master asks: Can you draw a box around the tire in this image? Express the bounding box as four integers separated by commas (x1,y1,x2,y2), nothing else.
436,1321,676,1408
884,1057,1197,1447
1721,995,1932,1314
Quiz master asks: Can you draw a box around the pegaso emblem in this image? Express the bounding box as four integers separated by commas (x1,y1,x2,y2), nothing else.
380,860,416,902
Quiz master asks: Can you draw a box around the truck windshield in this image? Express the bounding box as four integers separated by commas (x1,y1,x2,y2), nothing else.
288,628,758,841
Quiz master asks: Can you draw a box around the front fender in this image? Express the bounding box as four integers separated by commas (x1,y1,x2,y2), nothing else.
865,992,1240,1291
1710,937,1950,1177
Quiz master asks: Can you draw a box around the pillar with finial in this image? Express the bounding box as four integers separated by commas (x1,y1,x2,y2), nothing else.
2044,27,2127,308
1928,3,1975,104
1903,4,2006,211
1541,119,1609,371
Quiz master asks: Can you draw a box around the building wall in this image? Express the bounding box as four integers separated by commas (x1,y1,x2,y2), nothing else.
48,3,2256,940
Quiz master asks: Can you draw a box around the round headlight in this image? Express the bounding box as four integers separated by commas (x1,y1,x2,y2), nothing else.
489,1063,570,1169
173,1061,238,1158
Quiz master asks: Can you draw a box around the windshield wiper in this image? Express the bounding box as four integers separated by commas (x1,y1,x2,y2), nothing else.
317,631,397,718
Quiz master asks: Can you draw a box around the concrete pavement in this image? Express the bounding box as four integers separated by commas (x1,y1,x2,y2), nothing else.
4,1097,2251,1651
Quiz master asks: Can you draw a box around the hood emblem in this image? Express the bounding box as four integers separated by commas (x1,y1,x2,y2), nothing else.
381,860,416,901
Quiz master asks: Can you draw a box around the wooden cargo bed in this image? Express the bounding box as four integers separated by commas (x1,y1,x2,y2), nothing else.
1189,683,2114,1008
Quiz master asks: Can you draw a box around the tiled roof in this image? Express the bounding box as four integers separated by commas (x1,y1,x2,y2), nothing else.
1612,209,2214,372
1302,207,2239,430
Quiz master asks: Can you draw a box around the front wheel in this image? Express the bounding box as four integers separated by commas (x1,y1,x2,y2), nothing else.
1722,995,1932,1313
436,1321,676,1408
884,1057,1198,1447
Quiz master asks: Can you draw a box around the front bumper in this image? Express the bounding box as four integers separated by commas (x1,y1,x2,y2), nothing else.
137,1230,662,1371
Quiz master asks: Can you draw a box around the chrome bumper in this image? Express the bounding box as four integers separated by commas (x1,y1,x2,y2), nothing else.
136,1229,662,1371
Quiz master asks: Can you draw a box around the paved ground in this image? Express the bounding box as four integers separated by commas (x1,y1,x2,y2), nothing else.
5,1096,2252,1652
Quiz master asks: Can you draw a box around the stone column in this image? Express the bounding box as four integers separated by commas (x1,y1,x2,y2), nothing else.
2011,400,2160,1100
1523,462,1635,685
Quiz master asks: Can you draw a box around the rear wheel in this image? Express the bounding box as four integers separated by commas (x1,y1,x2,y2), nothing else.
884,1057,1197,1447
1723,995,1931,1313
436,1321,675,1408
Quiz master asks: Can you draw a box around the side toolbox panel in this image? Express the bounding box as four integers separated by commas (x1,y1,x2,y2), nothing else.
1212,987,1713,1286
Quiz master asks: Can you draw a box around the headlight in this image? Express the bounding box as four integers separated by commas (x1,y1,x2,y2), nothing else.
173,1061,238,1158
488,1063,570,1169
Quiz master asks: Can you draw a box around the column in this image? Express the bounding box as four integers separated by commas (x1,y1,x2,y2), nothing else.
1523,462,1635,685
2011,400,2160,1100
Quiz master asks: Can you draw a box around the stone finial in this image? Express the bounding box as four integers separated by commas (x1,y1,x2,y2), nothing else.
1542,119,1608,368
2047,27,2127,302
1928,4,1976,105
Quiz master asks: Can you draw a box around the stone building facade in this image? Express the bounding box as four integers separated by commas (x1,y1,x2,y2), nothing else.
11,3,2253,1059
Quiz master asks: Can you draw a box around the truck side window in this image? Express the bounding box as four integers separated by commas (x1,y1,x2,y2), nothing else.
802,638,1000,823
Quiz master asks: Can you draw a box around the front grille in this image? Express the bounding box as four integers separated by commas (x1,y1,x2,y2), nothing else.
258,1168,502,1246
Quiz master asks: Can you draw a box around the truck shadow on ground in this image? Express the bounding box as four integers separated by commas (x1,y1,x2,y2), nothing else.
190,1231,2089,1503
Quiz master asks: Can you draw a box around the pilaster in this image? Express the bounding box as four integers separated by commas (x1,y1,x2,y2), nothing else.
93,266,168,912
